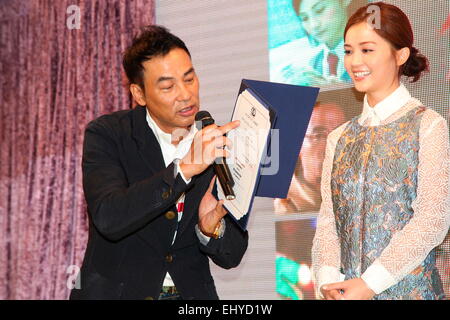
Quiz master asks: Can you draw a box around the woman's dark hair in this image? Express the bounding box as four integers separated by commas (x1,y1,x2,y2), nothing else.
344,2,429,82
122,25,191,89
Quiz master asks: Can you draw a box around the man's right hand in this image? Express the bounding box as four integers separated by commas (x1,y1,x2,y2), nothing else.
179,120,240,180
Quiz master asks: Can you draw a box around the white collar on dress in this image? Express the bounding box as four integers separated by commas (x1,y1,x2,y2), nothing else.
359,83,412,125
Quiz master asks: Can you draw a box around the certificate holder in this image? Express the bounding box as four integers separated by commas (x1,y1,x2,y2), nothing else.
217,79,319,230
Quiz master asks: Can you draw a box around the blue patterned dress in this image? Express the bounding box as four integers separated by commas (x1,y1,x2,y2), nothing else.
330,103,445,300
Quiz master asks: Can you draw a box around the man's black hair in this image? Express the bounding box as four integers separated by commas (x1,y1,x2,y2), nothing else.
122,25,191,89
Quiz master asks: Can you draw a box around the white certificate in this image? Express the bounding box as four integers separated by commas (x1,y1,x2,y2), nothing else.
217,89,272,220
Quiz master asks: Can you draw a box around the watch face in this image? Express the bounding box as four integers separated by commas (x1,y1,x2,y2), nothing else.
218,218,226,238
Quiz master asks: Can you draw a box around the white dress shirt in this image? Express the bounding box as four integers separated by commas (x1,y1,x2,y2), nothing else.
319,39,347,81
145,109,211,287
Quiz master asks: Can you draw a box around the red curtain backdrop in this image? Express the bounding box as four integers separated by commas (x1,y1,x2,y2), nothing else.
0,0,154,299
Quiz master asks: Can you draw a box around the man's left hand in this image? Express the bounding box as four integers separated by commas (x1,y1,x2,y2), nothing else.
198,176,227,237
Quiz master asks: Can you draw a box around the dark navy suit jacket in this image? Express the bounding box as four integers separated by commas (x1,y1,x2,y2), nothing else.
70,106,248,300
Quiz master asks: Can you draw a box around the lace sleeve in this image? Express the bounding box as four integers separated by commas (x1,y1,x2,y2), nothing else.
312,125,347,296
362,110,450,294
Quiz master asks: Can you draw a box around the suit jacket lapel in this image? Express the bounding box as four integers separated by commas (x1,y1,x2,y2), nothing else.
131,106,166,174
131,106,214,242
176,167,214,239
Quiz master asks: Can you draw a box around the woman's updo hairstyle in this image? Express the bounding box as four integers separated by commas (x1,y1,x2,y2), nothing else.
344,2,429,82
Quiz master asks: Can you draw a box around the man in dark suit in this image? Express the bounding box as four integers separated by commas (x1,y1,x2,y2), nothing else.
70,25,248,300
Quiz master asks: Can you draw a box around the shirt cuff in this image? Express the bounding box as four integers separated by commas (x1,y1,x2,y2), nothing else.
174,159,191,184
361,262,397,295
195,224,211,245
195,218,226,246
315,266,345,299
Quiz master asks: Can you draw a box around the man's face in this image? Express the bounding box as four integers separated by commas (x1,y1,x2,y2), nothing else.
298,0,350,49
299,103,345,189
137,48,200,134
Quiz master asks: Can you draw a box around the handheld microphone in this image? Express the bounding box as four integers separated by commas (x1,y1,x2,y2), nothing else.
195,111,236,200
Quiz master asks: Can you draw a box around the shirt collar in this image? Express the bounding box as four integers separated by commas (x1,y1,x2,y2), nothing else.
320,39,346,78
326,39,344,55
145,108,197,150
360,83,412,125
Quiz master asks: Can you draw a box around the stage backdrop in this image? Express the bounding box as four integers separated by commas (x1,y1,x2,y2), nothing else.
157,0,449,299
0,0,154,299
1,0,448,300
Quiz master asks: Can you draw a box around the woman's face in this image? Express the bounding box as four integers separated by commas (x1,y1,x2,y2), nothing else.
298,0,350,49
344,22,408,103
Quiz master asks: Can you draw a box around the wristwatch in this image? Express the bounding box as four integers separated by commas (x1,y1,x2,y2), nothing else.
212,218,226,239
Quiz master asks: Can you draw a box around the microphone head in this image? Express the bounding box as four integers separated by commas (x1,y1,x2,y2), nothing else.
195,110,212,122
195,110,214,129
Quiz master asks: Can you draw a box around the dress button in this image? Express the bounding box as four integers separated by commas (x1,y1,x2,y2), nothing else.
165,210,176,220
165,254,173,263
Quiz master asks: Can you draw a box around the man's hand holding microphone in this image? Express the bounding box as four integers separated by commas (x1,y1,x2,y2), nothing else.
179,112,240,238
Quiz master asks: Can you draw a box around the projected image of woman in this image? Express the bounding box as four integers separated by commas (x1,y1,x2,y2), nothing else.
312,2,450,300
270,0,366,86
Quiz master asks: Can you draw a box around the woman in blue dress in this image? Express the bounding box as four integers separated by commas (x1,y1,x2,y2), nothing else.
312,2,450,300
